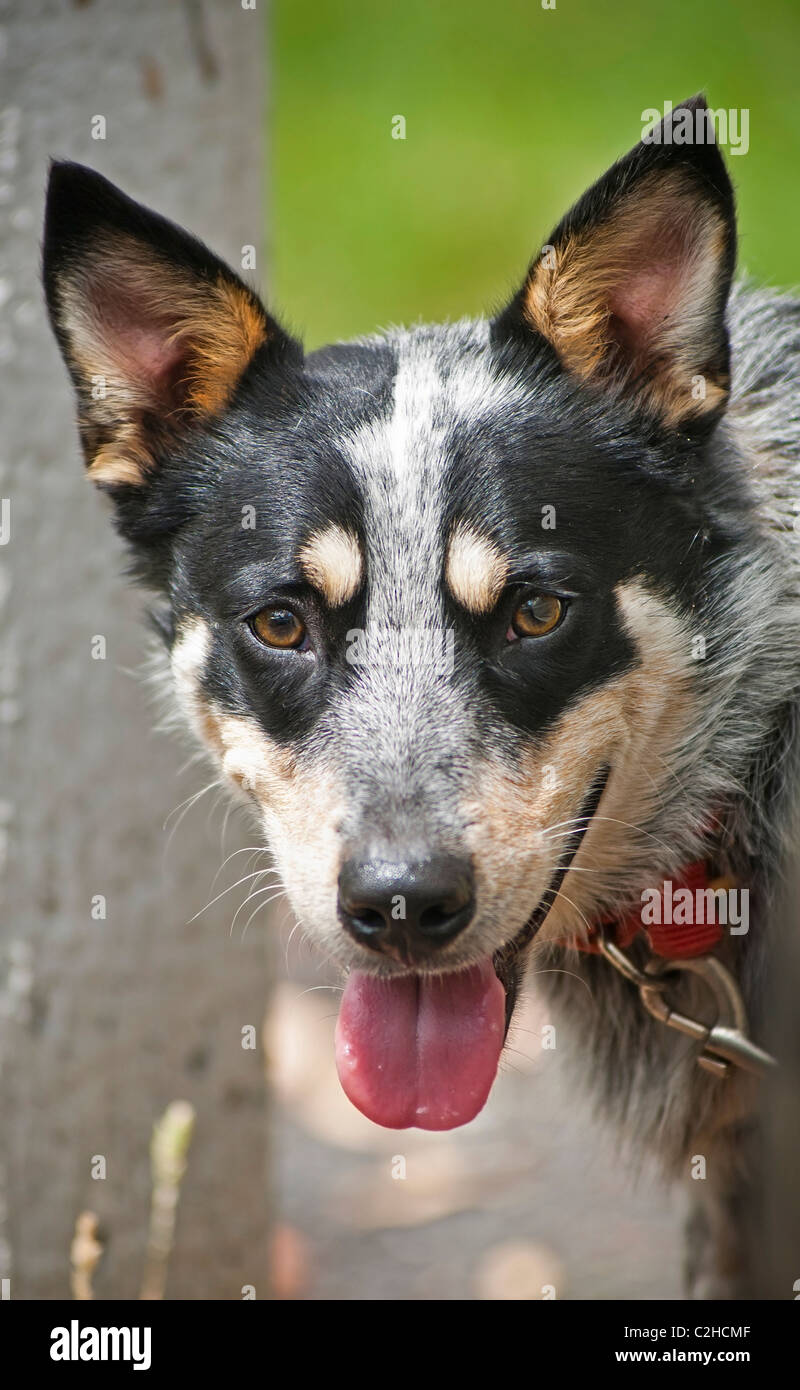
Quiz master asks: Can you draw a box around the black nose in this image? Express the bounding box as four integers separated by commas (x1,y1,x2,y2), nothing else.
338,854,475,961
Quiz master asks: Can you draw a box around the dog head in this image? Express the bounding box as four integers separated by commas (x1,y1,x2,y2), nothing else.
44,96,740,1130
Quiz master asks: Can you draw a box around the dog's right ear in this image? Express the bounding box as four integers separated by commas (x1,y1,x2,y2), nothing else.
43,162,298,488
493,96,736,433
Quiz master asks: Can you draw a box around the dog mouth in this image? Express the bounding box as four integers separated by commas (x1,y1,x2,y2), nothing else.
334,766,610,1131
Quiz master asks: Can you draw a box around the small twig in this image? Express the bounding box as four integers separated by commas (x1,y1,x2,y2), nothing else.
70,1211,103,1300
140,1100,196,1301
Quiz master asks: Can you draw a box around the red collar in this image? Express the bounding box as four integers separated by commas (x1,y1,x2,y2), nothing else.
576,860,729,958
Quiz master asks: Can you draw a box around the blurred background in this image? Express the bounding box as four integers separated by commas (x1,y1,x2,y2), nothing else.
3,0,799,1302
272,0,800,346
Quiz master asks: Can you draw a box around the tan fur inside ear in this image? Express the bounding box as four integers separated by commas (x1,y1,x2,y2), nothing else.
58,234,269,486
171,275,268,417
523,170,729,426
89,425,155,487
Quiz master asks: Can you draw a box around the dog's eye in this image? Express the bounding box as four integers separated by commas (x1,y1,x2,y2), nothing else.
250,606,307,649
509,593,564,639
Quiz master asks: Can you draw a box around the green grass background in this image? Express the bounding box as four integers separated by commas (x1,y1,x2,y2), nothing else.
272,0,800,348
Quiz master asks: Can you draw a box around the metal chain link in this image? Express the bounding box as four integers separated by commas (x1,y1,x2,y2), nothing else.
597,935,777,1079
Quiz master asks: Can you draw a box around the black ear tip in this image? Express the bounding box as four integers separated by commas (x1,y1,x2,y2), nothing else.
47,158,87,190
46,160,113,206
677,92,709,113
43,162,142,267
45,159,71,207
43,163,119,294
46,161,96,229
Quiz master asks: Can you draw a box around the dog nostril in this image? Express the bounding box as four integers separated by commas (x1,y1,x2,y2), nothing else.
419,904,454,935
350,907,386,936
338,854,475,955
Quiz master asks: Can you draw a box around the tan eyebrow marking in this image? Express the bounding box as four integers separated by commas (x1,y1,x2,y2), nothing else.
445,522,509,615
298,523,364,607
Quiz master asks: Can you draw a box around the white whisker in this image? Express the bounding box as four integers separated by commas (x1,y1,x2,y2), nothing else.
209,844,271,895
238,887,289,941
527,966,597,1002
228,876,275,936
188,867,280,923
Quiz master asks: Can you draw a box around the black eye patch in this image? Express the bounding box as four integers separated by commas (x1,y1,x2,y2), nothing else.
473,586,638,740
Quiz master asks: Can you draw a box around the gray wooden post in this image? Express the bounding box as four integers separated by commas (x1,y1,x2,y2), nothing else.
0,0,271,1299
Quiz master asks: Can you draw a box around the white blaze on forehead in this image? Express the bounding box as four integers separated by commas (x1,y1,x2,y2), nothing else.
326,324,536,803
445,521,508,615
323,321,536,805
340,321,529,629
298,523,363,607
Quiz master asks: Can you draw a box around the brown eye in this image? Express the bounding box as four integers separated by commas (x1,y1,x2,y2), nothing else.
251,607,307,649
510,593,564,638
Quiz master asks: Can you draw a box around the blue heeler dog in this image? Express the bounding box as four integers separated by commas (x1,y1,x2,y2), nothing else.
43,95,800,1297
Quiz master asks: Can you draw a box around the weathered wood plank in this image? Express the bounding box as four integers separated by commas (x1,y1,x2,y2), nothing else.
0,0,270,1299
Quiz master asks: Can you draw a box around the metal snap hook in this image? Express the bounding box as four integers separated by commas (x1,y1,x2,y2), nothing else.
598,935,777,1079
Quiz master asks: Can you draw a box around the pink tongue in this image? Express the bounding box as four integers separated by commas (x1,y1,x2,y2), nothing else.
335,959,506,1130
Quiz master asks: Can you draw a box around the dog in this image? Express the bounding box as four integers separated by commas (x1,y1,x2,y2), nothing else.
43,94,800,1298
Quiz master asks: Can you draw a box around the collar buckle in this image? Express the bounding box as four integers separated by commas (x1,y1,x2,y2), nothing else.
597,935,777,1079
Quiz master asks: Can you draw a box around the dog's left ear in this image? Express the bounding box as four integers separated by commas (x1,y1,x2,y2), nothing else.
43,161,295,488
494,95,736,431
